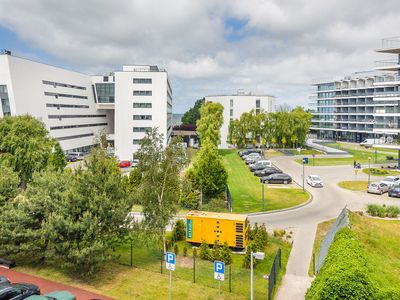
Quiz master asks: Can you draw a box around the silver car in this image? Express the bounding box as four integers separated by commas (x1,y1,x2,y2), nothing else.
367,182,389,195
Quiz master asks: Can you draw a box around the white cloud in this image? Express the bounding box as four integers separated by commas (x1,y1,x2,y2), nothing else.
0,0,399,112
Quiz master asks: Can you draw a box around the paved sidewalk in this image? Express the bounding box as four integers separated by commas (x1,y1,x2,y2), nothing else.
0,268,114,300
275,224,317,300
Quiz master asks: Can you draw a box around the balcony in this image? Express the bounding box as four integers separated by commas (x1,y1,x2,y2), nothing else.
374,59,400,71
375,37,400,54
374,75,400,84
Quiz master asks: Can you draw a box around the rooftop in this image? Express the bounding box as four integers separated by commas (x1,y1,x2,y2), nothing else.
186,210,247,221
375,37,400,54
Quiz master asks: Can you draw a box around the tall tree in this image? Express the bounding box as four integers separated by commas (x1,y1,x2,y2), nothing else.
181,98,205,125
48,141,67,171
135,129,186,250
0,115,57,189
196,102,224,147
0,165,19,207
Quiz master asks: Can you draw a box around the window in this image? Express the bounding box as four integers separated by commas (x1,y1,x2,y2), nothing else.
50,123,108,130
57,133,94,141
95,83,115,103
48,114,106,119
133,115,152,120
256,99,260,108
230,109,233,117
44,92,88,99
133,127,151,132
133,90,152,96
0,85,11,116
133,78,152,84
133,139,143,144
133,103,152,108
230,99,233,107
42,80,86,90
103,76,109,82
46,103,89,109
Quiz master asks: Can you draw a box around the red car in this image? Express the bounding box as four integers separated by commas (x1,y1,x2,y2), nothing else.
119,160,132,168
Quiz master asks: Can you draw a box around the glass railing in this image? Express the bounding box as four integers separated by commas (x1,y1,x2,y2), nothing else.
375,75,400,83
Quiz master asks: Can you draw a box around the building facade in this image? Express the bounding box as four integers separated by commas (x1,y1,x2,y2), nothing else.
0,54,172,160
310,37,400,142
205,91,276,148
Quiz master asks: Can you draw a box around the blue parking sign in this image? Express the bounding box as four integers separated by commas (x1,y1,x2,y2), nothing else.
303,157,309,164
214,261,225,281
166,252,176,271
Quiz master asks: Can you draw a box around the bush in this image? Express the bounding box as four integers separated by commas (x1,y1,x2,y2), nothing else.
199,241,211,260
273,228,286,238
367,204,400,218
183,246,188,257
173,244,179,255
172,219,186,242
306,228,375,300
386,156,394,161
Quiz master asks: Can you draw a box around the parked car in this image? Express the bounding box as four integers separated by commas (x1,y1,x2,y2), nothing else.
65,152,85,162
367,182,389,195
0,276,10,285
131,159,140,167
254,167,282,177
360,138,383,147
239,149,262,157
388,184,400,197
245,157,261,165
380,176,400,188
242,152,261,160
261,173,292,184
306,175,324,187
0,283,40,300
249,160,272,171
119,160,132,168
26,291,76,300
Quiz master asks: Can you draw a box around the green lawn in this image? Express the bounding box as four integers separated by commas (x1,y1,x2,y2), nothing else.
220,149,309,213
15,237,291,299
310,213,400,291
296,142,397,166
337,180,368,191
362,167,400,177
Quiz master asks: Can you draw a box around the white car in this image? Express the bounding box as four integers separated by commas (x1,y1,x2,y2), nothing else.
306,175,324,187
243,153,261,160
380,176,400,188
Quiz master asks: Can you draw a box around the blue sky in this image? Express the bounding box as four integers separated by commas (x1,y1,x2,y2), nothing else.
1,0,399,113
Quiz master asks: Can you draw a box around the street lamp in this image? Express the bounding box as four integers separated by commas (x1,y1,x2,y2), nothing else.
368,157,371,186
250,251,265,300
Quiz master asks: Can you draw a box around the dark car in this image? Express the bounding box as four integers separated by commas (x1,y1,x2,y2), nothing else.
0,276,10,285
388,184,400,198
260,173,292,184
0,283,40,300
65,153,77,162
254,167,282,177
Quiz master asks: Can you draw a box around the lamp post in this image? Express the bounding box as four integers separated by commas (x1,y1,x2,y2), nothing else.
368,157,371,186
250,251,265,300
262,181,265,211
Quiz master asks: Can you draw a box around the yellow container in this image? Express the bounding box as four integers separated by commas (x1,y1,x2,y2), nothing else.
186,211,249,248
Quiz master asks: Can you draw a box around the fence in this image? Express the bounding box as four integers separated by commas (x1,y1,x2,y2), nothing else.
117,242,278,298
268,248,282,300
314,207,349,274
226,186,232,212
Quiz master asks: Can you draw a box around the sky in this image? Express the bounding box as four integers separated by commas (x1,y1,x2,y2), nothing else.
0,0,399,113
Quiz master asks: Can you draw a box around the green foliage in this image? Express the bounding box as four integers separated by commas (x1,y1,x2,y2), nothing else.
0,115,55,188
174,244,179,255
198,240,232,265
48,141,67,171
179,173,200,210
273,229,286,238
196,102,224,147
183,246,188,257
219,242,233,265
172,220,186,242
306,228,375,300
193,247,198,258
192,140,227,200
367,204,400,218
127,167,142,204
0,165,19,207
201,196,227,212
181,98,205,125
135,129,186,240
199,241,211,260
243,224,268,268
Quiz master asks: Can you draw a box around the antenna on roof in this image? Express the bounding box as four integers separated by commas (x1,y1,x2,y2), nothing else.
1,49,11,55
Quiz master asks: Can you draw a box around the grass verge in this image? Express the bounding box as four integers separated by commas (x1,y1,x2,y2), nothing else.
220,149,309,213
362,167,400,177
337,180,368,191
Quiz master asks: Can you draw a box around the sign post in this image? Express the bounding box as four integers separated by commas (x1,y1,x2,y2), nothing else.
312,153,315,166
214,261,225,300
166,252,176,300
302,157,308,191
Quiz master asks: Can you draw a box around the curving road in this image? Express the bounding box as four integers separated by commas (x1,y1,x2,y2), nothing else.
248,154,400,299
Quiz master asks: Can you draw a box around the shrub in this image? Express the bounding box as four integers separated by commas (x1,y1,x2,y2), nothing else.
367,204,400,218
199,241,211,260
173,244,179,255
172,219,186,242
386,156,394,161
183,246,188,257
306,228,375,300
219,242,232,265
273,228,286,238
212,240,221,261
385,206,400,218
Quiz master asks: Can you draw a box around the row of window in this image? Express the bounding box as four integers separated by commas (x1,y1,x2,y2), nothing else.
49,114,107,119
133,90,152,96
42,80,86,90
133,78,152,84
133,127,151,132
50,122,108,130
133,139,142,145
46,103,90,109
133,103,152,108
57,133,94,141
133,115,152,120
45,92,88,100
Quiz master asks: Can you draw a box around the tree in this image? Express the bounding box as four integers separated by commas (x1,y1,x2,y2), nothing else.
172,219,186,242
196,102,224,147
0,166,19,207
48,141,67,171
135,129,186,250
181,98,205,125
0,115,56,189
192,140,227,200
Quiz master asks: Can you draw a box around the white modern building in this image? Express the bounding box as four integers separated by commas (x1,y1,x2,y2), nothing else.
0,53,172,160
205,91,276,148
310,37,400,142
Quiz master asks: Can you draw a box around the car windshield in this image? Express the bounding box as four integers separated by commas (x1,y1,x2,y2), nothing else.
383,177,394,182
310,176,320,180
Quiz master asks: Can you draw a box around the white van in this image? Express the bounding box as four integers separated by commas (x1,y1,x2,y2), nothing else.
360,138,383,147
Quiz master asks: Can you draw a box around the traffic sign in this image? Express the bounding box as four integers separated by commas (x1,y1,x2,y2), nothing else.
312,154,316,158
303,157,309,164
214,261,225,281
166,252,176,271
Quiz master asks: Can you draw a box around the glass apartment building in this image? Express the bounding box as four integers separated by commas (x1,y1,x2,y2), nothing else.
310,37,400,142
